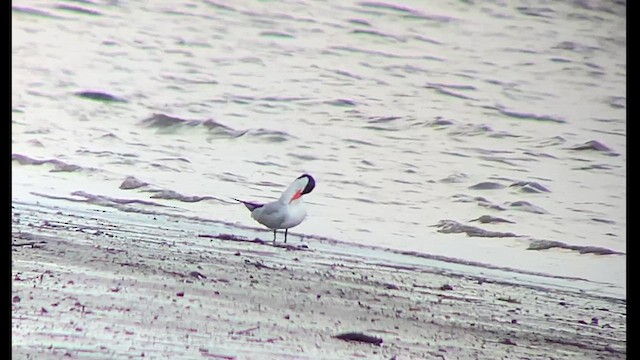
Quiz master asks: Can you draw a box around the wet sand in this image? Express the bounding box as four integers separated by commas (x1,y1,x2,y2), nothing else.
12,202,626,359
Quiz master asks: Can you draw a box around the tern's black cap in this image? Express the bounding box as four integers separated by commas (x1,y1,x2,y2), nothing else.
298,174,316,194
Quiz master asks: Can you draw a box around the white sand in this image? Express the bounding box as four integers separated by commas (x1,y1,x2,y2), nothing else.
12,203,626,359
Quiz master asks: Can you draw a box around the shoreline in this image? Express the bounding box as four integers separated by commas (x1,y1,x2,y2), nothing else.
15,191,626,299
12,201,626,359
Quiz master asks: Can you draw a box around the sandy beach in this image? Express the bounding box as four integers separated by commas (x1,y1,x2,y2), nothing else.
12,201,626,359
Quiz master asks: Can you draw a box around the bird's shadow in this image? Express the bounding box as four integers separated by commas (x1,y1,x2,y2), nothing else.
198,233,311,251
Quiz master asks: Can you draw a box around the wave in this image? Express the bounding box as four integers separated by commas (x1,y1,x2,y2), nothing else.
568,140,619,156
55,4,102,16
75,90,126,103
488,105,566,123
433,220,519,238
12,154,85,173
140,113,294,142
528,239,624,256
147,190,222,203
30,191,169,215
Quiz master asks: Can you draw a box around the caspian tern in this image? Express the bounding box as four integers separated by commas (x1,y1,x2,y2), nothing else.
234,174,316,243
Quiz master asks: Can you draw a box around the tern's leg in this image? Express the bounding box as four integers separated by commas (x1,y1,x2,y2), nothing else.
273,229,277,243
284,229,288,243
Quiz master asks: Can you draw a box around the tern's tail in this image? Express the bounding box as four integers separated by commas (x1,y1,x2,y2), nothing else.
232,198,264,211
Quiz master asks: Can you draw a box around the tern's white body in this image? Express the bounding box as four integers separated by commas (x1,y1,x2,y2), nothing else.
250,199,307,230
235,174,316,243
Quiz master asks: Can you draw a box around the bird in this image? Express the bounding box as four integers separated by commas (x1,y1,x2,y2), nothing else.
233,174,316,243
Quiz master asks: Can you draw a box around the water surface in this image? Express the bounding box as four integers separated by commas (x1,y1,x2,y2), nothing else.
12,0,626,296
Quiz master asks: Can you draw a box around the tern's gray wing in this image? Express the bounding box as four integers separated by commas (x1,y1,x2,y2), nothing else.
251,201,287,229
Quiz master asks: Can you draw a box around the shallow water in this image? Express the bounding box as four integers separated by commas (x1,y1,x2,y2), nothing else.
12,0,626,296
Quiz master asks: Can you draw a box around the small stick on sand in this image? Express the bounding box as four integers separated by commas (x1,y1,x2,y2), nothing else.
232,326,260,335
12,241,46,248
334,332,383,346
